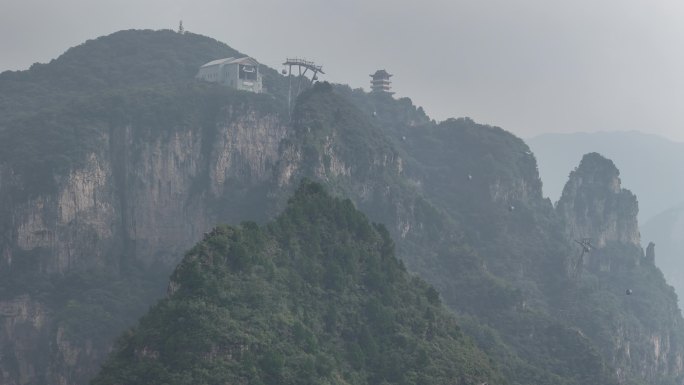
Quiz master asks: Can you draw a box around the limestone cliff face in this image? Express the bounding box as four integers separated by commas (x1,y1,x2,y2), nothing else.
609,316,684,384
0,108,287,385
0,296,48,385
556,152,684,384
642,205,684,309
274,85,408,240
2,112,286,272
209,112,284,194
276,127,414,246
557,152,640,249
4,154,117,275
488,174,541,206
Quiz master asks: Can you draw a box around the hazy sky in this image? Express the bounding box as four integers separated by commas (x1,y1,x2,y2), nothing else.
3,0,684,141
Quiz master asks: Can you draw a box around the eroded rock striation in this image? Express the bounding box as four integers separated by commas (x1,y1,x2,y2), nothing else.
0,100,287,385
557,152,684,384
557,152,640,249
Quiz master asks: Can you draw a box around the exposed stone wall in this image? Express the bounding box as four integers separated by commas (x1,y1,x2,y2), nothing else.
0,295,48,385
557,152,684,384
0,109,287,385
557,153,640,248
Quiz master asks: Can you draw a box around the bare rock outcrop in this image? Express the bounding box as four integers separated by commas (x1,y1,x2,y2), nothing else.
0,107,287,385
557,152,640,249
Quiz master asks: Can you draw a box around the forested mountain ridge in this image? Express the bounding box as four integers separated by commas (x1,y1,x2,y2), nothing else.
335,89,683,384
0,29,682,385
91,181,502,385
260,85,622,384
0,30,290,385
0,29,286,127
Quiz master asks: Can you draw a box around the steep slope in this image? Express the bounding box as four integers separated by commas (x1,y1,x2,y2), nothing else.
642,205,684,304
529,130,684,313
3,28,684,385
557,153,640,249
556,153,684,384
320,87,684,384
278,85,619,385
0,85,288,385
91,181,502,385
0,31,289,385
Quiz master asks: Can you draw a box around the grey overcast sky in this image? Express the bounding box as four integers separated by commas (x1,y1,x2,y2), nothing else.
2,0,684,141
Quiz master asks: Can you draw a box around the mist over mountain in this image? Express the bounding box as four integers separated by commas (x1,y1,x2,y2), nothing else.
528,131,684,222
529,131,684,307
0,29,683,385
92,181,502,385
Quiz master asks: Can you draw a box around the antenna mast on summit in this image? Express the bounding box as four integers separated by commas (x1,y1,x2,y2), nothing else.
282,58,324,117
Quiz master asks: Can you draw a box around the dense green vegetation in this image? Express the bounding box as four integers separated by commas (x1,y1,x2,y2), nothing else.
0,29,288,124
0,30,232,123
0,29,287,199
306,84,684,384
0,29,290,385
292,85,621,385
2,29,683,385
92,181,501,385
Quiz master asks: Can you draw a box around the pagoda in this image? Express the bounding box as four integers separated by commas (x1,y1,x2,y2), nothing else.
370,69,394,94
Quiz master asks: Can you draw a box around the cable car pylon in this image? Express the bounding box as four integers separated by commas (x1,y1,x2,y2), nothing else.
282,58,324,117
572,238,593,278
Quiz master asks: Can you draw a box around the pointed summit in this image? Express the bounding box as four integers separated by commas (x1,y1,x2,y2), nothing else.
557,152,640,248
92,181,501,385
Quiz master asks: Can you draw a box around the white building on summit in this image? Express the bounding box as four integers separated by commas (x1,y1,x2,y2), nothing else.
196,57,263,93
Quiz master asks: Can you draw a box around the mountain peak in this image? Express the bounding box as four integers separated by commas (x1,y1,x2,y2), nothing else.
571,152,621,193
93,181,501,385
557,152,639,248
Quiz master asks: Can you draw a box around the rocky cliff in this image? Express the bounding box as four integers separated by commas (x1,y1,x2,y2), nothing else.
557,152,640,249
0,84,288,384
3,29,684,385
642,205,684,306
276,86,623,385
556,152,684,384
